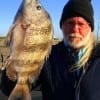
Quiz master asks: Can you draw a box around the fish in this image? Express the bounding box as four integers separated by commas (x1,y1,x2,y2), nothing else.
4,0,53,100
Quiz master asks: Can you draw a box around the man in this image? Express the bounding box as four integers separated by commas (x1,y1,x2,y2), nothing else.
1,0,100,100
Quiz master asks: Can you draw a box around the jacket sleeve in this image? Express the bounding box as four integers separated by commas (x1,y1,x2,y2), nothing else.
0,69,17,96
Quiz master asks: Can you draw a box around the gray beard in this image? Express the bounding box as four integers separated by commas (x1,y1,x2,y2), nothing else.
63,30,91,49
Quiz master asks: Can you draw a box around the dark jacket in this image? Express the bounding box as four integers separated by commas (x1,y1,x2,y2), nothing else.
1,41,100,100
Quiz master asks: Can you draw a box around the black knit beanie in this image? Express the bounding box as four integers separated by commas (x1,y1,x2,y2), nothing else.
60,0,94,31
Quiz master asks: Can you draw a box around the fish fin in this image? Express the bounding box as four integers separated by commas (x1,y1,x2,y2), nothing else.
4,24,16,46
8,84,31,100
5,57,17,81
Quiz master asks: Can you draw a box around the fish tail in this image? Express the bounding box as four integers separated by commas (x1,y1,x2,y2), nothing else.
8,83,31,100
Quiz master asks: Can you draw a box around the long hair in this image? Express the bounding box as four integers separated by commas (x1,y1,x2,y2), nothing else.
70,32,96,71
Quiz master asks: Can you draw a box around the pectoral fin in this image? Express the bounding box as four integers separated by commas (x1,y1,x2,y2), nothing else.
4,24,16,46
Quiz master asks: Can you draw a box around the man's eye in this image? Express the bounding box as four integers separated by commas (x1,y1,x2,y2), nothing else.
67,22,73,25
64,22,74,26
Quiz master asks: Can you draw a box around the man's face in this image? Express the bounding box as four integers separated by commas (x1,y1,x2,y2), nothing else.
61,16,91,49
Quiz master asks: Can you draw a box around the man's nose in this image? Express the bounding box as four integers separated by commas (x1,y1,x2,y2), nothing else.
71,24,80,33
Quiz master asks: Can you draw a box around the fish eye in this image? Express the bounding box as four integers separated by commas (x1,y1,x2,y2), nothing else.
36,5,41,10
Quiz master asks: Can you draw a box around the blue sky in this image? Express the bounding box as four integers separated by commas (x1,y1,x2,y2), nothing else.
0,0,100,38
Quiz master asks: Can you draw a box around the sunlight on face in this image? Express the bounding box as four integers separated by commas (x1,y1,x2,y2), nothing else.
64,29,91,49
62,17,91,49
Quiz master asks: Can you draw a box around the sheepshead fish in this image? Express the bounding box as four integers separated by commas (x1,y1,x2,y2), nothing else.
4,0,53,100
